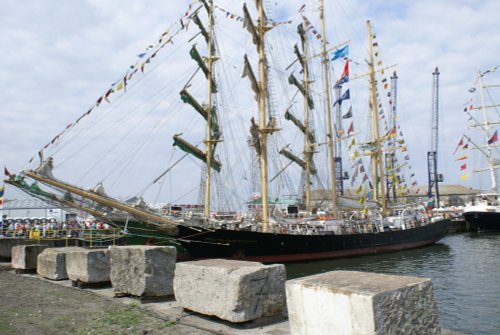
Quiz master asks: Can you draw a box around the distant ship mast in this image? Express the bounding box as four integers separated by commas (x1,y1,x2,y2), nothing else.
367,21,387,213
320,0,338,215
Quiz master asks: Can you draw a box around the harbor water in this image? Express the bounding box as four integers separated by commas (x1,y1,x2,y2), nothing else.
286,233,500,335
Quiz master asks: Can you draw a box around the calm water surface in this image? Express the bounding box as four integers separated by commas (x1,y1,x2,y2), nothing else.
285,233,500,335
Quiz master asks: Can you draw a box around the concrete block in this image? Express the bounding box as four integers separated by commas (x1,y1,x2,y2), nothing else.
1,238,73,259
109,245,176,297
286,271,440,335
37,247,86,280
174,259,286,323
11,245,48,270
0,238,24,258
66,249,110,283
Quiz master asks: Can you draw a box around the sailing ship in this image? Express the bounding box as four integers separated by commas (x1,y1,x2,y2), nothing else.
461,67,500,231
5,1,450,262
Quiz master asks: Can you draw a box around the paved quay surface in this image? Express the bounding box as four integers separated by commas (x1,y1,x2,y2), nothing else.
0,261,287,335
0,261,462,335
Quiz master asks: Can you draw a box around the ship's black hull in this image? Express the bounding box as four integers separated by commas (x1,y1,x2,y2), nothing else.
177,219,451,263
463,211,500,232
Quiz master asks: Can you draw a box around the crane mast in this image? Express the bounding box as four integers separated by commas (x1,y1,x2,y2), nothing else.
427,67,442,208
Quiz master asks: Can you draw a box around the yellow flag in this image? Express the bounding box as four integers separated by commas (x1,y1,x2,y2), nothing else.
361,206,369,216
348,138,356,149
358,195,366,204
356,184,364,193
116,82,124,91
460,174,468,181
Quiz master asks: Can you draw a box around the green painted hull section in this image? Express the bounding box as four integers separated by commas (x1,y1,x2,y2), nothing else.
110,219,186,253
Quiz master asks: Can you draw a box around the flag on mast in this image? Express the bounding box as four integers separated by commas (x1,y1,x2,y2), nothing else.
452,136,464,155
331,44,349,61
0,184,4,207
487,130,498,144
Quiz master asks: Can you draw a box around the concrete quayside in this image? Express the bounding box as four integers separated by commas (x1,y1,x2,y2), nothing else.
1,240,463,335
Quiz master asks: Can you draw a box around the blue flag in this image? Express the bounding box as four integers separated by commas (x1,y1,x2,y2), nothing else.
334,89,350,106
342,106,353,119
331,45,349,61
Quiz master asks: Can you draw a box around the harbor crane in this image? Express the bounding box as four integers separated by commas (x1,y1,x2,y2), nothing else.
427,67,443,208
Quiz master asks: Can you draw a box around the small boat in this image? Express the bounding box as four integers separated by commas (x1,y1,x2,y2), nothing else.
463,193,499,232
461,67,500,232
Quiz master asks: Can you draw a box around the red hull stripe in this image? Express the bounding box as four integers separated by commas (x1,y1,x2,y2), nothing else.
235,238,441,263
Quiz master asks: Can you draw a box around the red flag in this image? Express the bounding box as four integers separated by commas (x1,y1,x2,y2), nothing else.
340,60,349,78
336,60,349,85
452,136,464,154
488,130,498,144
347,122,354,135
104,88,113,103
460,163,467,171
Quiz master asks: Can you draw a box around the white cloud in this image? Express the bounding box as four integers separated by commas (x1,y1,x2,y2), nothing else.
1,0,498,204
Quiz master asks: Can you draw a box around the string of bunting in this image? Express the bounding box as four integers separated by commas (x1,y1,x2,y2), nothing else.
371,32,417,195
214,5,292,27
328,38,371,197
453,136,469,181
301,14,326,42
214,5,244,22
29,0,202,164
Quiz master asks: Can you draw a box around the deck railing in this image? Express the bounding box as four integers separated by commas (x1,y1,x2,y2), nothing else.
0,228,123,247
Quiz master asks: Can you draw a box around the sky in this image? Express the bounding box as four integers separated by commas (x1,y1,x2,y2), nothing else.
1,0,499,202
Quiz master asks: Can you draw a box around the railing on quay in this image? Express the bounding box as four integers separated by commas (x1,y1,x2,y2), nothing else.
0,228,124,247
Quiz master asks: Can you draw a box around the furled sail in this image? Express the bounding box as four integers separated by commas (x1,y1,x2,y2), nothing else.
242,3,260,47
192,12,210,46
180,89,221,141
284,109,315,144
279,147,317,175
189,45,217,93
293,44,305,69
35,157,56,180
24,170,180,235
180,89,207,118
172,134,221,172
288,73,314,109
249,117,261,156
92,182,108,197
242,54,260,101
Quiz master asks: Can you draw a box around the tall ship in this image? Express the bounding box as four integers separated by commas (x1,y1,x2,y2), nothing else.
5,1,450,262
461,67,500,231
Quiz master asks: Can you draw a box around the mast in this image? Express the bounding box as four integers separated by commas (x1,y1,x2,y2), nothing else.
367,21,387,213
257,0,269,232
24,171,180,235
204,0,215,221
388,71,398,202
320,0,338,215
478,71,498,191
300,19,312,212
